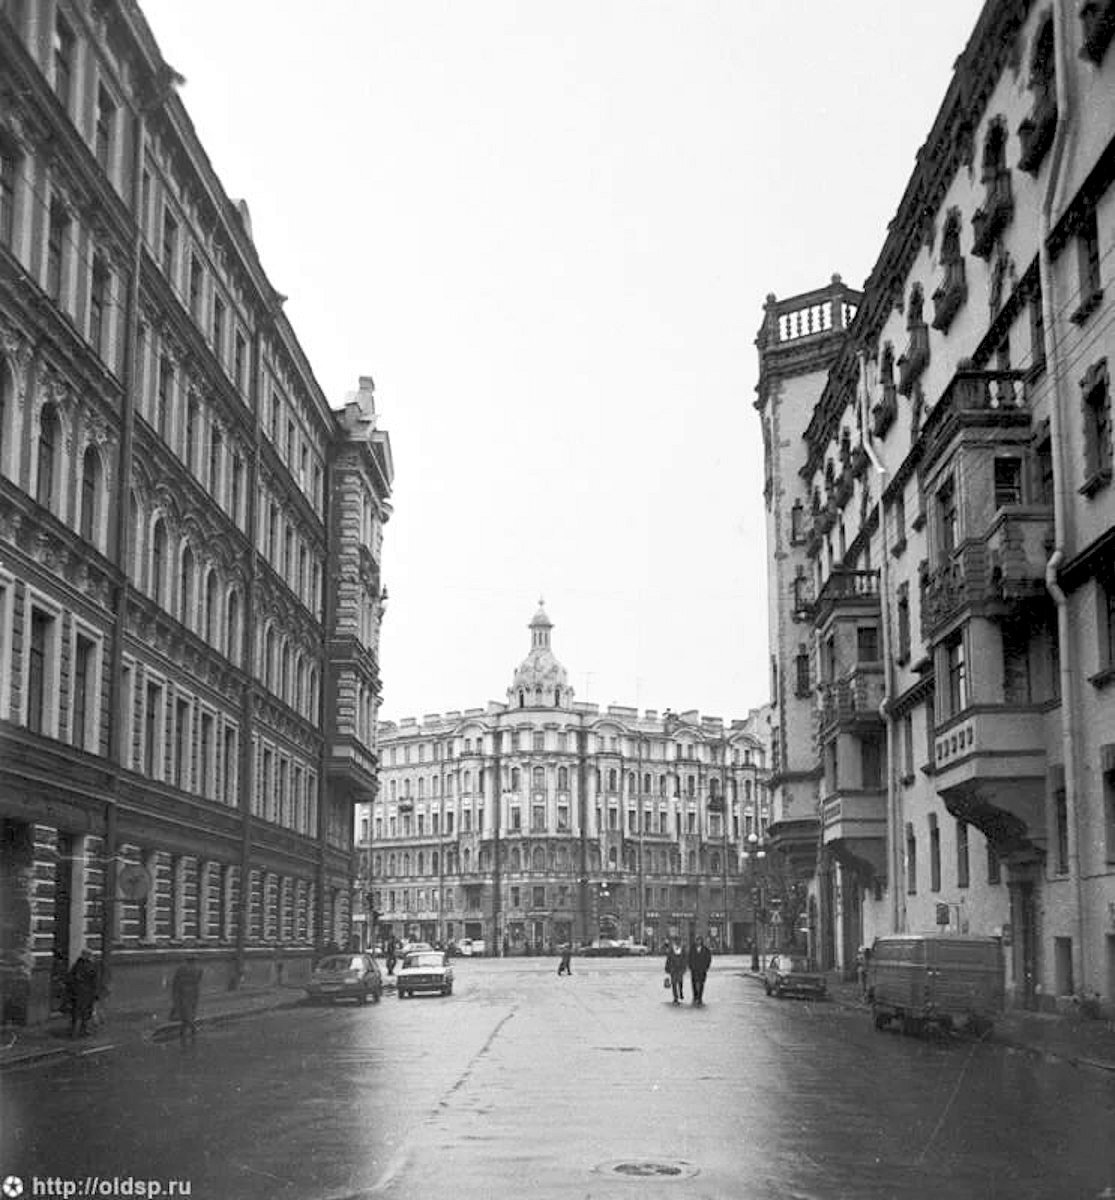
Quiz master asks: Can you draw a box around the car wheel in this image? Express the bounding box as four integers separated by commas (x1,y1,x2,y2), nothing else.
372,985,382,1004
764,983,771,995
872,1008,888,1031
397,989,405,1000
357,987,368,1005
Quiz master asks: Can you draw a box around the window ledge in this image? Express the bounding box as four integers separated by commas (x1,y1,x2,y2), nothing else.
1070,288,1103,326
890,536,908,558
1079,467,1112,498
1088,666,1115,690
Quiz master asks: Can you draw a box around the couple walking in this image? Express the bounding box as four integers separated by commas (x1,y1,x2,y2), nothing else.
664,936,712,1006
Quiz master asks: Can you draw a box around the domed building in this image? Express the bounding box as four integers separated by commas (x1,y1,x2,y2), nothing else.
358,605,774,956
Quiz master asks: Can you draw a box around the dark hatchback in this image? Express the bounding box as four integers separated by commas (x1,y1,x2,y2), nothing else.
306,953,383,1005
764,954,827,1000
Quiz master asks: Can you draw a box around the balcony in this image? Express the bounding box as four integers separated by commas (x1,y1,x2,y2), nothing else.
325,737,379,803
897,325,930,396
933,707,1048,856
919,510,1052,639
821,789,886,879
812,568,880,626
971,171,1014,259
931,259,968,333
818,665,885,737
1017,92,1058,175
922,367,1030,472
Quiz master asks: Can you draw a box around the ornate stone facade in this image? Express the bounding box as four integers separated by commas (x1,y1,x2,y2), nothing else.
0,0,391,1022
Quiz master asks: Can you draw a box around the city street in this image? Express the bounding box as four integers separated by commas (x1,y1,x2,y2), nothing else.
2,957,1113,1200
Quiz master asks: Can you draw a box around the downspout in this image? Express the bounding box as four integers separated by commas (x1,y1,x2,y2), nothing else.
858,351,902,934
1040,0,1087,995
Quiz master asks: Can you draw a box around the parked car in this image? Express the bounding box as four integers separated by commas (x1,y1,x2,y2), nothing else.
580,938,624,957
869,934,1004,1036
764,954,827,1000
456,938,485,957
397,950,454,998
306,953,383,1005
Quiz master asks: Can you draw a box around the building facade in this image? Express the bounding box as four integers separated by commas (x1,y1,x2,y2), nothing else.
757,0,1115,1010
0,0,392,1023
360,605,774,955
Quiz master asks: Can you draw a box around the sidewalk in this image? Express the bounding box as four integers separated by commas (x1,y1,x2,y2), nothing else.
775,971,1115,1076
0,982,304,1073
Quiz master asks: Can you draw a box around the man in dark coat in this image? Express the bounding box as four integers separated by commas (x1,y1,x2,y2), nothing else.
170,955,203,1043
385,936,397,977
65,948,100,1038
664,942,688,1004
557,943,573,976
689,936,712,1006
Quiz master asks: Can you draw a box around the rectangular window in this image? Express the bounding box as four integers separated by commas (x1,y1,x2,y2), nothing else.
144,681,162,777
47,201,67,302
994,457,1023,508
234,331,247,392
89,255,108,358
175,698,190,790
905,824,917,894
95,85,116,172
861,737,883,789
794,648,810,698
1081,360,1111,488
1029,289,1046,374
161,207,178,279
189,254,203,319
929,814,941,893
532,886,545,908
199,713,213,799
956,820,970,888
902,712,915,779
896,583,911,662
209,428,222,494
72,633,95,750
212,295,225,362
987,842,1001,884
945,631,967,717
27,609,54,735
0,140,16,248
231,453,243,522
511,807,521,831
856,626,880,662
1036,437,1054,506
185,397,198,473
1078,208,1102,310
157,357,173,438
53,14,74,110
937,478,958,556
223,727,237,805
1055,787,1069,874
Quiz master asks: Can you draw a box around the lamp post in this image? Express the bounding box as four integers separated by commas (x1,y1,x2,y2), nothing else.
745,830,766,971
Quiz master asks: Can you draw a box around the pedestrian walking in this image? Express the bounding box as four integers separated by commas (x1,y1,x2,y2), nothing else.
64,948,100,1038
664,941,688,1004
689,936,712,1006
385,935,397,977
557,944,573,976
170,955,203,1043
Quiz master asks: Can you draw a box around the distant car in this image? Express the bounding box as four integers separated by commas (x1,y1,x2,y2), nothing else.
619,940,650,957
764,954,827,1000
581,938,624,957
397,950,454,998
400,941,433,955
457,938,485,957
306,953,383,1005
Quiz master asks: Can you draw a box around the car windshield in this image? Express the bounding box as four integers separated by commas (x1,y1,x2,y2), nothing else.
405,952,443,969
317,956,363,972
783,957,812,973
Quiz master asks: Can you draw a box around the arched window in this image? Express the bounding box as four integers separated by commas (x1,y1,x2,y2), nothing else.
711,853,721,873
687,851,696,873
37,403,59,509
557,766,568,790
982,118,1008,180
204,571,218,644
745,780,753,801
463,770,471,793
643,772,651,793
307,667,318,722
608,846,618,868
532,766,544,789
387,854,396,876
79,446,100,544
226,590,240,660
402,853,411,877
432,851,439,874
417,852,425,875
518,690,525,708
150,519,167,605
511,767,520,790
463,847,472,873
280,642,290,701
941,210,962,264
607,769,617,792
178,545,194,626
264,626,276,689
295,655,305,715
129,491,141,579
532,846,544,872
907,283,924,328
511,848,521,872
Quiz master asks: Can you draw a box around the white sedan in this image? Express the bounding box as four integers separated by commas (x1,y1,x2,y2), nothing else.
397,950,454,998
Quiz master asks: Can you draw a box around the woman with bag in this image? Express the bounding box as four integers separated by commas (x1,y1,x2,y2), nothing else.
664,941,688,1005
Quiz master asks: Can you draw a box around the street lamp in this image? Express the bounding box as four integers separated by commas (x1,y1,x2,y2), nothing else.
745,831,766,971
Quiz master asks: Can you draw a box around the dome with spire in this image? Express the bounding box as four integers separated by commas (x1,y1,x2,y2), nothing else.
508,600,573,709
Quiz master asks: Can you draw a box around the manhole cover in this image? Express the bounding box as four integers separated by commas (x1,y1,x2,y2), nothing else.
596,1159,699,1180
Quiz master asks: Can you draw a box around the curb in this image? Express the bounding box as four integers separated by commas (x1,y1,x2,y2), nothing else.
147,995,303,1042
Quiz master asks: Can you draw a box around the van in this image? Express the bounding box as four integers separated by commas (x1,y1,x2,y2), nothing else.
868,933,1004,1036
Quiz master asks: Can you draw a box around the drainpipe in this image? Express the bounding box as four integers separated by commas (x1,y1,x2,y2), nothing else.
858,351,902,934
1040,0,1088,996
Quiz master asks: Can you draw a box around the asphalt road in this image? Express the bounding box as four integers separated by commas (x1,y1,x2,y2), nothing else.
1,957,1113,1200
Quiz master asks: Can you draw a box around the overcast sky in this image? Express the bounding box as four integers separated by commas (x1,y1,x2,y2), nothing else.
142,0,985,723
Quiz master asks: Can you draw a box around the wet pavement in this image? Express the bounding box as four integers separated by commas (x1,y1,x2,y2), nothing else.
1,957,1113,1199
